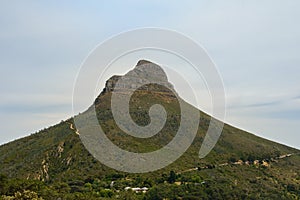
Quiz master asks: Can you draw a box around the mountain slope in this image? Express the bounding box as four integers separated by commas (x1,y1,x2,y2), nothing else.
0,60,299,199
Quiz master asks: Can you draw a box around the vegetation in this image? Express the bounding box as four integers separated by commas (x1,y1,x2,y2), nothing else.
0,63,299,199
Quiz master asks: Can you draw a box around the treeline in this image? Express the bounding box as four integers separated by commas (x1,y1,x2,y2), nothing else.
1,171,299,200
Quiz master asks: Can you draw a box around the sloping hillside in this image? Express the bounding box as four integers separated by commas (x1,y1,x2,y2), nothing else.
0,61,299,199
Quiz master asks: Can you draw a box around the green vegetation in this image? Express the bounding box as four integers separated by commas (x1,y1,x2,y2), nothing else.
0,69,299,199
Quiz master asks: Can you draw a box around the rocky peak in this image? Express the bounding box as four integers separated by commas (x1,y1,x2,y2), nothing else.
102,60,174,94
136,59,153,66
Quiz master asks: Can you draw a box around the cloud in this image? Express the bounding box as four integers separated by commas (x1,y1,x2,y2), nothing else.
293,95,300,100
243,101,282,108
0,0,299,149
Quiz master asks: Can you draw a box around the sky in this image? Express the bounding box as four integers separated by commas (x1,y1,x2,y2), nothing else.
0,1,299,149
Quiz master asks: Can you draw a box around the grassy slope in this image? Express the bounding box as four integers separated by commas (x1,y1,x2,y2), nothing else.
0,85,299,199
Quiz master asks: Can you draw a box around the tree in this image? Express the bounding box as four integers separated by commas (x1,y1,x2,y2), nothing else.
229,157,238,163
168,171,176,184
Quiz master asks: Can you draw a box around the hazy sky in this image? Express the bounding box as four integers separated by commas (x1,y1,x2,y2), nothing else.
0,1,299,149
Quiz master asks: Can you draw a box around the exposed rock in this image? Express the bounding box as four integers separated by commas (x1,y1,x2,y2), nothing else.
41,161,49,181
101,60,175,95
233,160,244,165
136,59,153,66
262,160,270,167
103,75,121,93
66,155,72,166
57,142,64,158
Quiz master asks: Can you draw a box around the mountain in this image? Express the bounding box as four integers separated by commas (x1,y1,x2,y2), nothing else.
0,60,299,200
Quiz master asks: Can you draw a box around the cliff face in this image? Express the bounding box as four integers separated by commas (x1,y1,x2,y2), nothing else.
101,60,175,96
103,75,121,93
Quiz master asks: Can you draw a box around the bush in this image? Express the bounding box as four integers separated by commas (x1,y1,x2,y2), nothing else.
167,171,176,184
99,189,113,198
2,190,43,200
